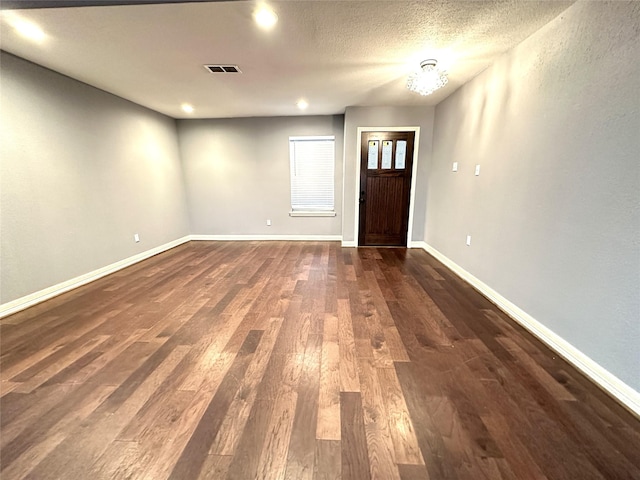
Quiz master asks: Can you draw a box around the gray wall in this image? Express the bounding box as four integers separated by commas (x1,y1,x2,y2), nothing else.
425,1,640,390
177,115,344,236
342,106,435,244
1,52,190,304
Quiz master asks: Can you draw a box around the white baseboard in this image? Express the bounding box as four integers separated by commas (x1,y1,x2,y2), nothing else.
190,234,342,242
0,236,191,319
0,235,342,319
5,234,636,416
420,243,640,418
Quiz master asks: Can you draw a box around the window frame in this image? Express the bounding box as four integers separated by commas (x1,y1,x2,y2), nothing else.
288,135,337,217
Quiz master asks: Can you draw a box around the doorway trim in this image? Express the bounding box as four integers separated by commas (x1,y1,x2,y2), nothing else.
353,126,421,247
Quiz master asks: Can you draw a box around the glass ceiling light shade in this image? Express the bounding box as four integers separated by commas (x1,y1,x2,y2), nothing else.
407,59,448,96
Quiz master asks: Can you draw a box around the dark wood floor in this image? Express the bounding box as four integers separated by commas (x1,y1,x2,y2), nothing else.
1,241,639,480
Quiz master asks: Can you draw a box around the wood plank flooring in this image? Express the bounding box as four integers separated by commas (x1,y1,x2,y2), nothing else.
1,241,639,479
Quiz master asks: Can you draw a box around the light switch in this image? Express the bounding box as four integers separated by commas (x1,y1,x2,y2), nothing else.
466,235,471,246
475,164,481,176
452,162,458,172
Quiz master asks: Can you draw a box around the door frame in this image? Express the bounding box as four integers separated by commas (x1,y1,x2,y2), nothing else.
353,126,421,247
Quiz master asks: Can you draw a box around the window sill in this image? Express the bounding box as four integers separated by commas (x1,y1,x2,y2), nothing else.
289,211,336,217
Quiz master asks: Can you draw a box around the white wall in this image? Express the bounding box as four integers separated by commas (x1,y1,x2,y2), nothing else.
177,115,344,237
0,52,190,304
425,1,640,390
342,106,435,245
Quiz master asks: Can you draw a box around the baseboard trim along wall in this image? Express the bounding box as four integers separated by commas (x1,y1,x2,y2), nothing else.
0,236,191,319
0,234,341,318
4,235,636,417
414,241,640,418
190,234,343,241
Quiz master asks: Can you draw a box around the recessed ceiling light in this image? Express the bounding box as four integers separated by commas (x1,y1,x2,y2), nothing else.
297,99,309,110
181,103,194,114
253,5,278,29
5,14,46,43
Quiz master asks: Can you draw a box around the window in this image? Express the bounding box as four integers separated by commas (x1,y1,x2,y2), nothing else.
289,136,335,216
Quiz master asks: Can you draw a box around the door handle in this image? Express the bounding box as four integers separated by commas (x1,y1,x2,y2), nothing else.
359,191,366,204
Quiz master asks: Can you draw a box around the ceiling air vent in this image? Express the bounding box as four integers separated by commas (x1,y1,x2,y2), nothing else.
204,64,242,74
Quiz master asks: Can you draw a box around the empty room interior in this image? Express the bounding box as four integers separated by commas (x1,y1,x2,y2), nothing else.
1,0,639,479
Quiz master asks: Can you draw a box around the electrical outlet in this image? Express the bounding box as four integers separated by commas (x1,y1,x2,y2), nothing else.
466,235,471,246
134,233,140,243
475,164,481,176
266,219,271,226
452,162,458,172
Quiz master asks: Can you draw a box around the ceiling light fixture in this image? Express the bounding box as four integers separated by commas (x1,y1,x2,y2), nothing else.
6,14,46,43
407,59,448,96
253,5,278,30
296,99,308,110
181,103,194,114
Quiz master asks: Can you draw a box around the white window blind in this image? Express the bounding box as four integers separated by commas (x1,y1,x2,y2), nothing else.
289,136,335,212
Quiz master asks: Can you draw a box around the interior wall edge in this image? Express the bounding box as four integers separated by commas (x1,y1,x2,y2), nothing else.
0,235,191,319
418,241,640,419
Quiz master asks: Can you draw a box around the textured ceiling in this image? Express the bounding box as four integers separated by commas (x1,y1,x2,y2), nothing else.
0,1,574,119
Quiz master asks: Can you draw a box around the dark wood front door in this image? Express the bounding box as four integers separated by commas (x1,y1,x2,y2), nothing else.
358,131,415,246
